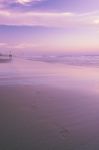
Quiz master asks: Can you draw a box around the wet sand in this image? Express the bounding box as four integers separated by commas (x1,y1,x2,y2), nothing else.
1,59,99,150
1,84,99,150
0,58,12,63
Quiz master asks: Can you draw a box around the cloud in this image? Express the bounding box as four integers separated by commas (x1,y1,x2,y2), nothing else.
17,0,34,5
0,10,75,27
17,0,43,5
0,0,45,10
12,43,39,49
0,6,99,28
0,42,42,50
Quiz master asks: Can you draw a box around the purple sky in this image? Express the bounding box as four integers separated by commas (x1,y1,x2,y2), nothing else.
0,0,99,54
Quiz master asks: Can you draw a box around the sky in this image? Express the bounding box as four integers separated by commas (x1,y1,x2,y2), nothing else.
0,0,99,54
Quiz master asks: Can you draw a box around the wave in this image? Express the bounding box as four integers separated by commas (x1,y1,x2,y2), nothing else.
22,55,99,67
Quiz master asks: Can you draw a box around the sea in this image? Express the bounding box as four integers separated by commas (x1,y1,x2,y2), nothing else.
0,55,99,91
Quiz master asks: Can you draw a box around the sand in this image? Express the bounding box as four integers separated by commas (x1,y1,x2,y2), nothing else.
0,84,99,150
1,59,99,150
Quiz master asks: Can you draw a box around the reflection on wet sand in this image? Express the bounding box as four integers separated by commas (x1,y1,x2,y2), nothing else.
0,58,99,150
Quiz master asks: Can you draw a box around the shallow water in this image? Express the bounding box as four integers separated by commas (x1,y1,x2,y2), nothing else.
0,58,99,92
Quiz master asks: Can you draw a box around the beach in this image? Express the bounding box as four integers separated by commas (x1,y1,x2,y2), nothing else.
0,0,99,149
1,58,99,150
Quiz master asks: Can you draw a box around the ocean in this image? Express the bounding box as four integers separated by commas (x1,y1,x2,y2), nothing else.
0,55,99,92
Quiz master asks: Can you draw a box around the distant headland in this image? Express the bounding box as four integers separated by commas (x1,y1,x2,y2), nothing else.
0,52,12,63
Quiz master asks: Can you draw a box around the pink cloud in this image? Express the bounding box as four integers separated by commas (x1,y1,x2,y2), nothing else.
0,10,99,29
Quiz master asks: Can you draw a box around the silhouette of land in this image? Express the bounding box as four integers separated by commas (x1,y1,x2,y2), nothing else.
0,53,12,63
